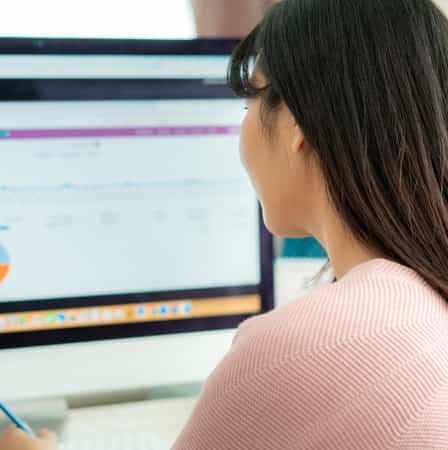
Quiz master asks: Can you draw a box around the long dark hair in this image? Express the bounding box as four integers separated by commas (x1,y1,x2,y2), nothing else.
228,0,448,298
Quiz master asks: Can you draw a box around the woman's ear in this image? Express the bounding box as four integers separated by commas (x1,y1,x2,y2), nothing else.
291,123,305,155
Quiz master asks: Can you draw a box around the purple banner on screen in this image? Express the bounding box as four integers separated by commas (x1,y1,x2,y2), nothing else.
0,126,240,140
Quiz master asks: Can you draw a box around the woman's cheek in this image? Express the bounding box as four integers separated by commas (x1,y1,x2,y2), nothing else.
239,107,260,172
239,115,251,170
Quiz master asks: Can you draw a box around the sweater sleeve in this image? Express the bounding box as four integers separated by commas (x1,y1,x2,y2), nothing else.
171,319,344,450
171,314,448,449
172,269,448,450
171,317,301,450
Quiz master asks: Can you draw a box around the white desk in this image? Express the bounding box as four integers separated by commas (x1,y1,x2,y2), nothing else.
65,396,198,447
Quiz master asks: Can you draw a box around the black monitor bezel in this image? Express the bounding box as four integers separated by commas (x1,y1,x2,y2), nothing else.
0,37,240,55
0,38,274,350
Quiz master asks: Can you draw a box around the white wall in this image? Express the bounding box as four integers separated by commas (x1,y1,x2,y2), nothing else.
435,0,448,14
2,1,448,40
0,0,195,39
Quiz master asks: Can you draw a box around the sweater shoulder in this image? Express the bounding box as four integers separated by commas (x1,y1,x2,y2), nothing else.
230,268,448,370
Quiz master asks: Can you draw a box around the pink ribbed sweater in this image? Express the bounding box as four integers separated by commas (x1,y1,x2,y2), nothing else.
172,259,448,449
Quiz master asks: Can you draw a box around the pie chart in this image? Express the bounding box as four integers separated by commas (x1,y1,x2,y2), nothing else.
0,245,10,283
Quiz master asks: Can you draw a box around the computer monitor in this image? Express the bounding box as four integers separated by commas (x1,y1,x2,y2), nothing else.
0,38,274,402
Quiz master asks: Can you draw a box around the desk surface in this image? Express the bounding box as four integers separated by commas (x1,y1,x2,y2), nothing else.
65,396,198,446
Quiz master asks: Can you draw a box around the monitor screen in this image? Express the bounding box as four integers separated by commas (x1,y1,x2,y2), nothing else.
0,39,274,349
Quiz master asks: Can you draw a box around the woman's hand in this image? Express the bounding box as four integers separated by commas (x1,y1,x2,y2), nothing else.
0,426,58,450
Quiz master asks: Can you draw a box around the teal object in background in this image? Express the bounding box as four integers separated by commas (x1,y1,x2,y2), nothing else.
282,237,327,258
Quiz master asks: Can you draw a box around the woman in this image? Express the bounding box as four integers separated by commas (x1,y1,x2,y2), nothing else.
2,0,448,448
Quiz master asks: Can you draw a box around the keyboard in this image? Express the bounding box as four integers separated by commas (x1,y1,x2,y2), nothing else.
60,431,170,450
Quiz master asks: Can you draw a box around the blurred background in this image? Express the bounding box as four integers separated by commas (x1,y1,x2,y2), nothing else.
1,0,447,39
0,1,197,39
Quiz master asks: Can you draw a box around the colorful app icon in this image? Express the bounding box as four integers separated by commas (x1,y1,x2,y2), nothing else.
8,315,18,325
32,315,42,326
136,305,146,319
182,303,192,314
90,309,100,321
45,314,55,324
67,313,77,323
56,313,65,323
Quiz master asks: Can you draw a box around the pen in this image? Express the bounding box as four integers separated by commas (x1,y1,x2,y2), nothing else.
0,402,35,437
